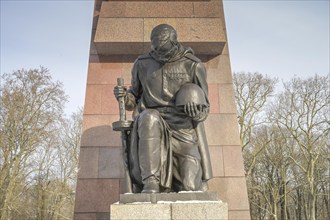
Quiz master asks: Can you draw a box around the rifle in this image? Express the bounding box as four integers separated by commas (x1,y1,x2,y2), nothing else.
112,78,133,193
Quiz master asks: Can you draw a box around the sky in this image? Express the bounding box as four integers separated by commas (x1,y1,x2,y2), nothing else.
1,0,329,115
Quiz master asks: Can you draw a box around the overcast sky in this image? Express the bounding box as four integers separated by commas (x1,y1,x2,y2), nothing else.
1,0,329,115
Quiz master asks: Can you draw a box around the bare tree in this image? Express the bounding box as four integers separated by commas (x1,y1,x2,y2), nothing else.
233,72,277,176
51,108,83,219
30,108,82,220
269,75,330,220
247,125,295,220
0,67,67,220
234,72,329,220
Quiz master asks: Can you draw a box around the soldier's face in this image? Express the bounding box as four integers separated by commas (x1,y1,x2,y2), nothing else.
151,36,173,54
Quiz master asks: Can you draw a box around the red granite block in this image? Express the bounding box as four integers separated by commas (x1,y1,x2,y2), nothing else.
81,115,121,147
98,147,125,178
74,213,97,220
100,1,193,18
143,18,225,55
144,18,225,42
223,146,245,177
77,147,99,179
208,83,220,114
219,83,237,114
122,62,133,84
94,18,144,55
89,54,100,63
193,0,222,18
94,17,226,55
185,42,226,56
89,30,97,55
204,114,240,146
81,60,133,85
83,114,110,130
99,1,126,18
177,18,225,43
87,63,123,85
84,85,102,115
95,18,143,42
74,179,120,212
208,177,250,211
95,42,144,55
205,54,233,84
222,43,230,55
119,178,126,194
209,146,224,177
229,210,251,220
101,84,118,115
74,212,110,220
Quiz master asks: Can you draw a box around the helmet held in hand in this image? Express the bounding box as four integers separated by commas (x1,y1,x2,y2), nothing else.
175,83,207,107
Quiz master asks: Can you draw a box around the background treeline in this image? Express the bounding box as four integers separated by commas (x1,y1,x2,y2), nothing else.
233,72,329,220
0,67,82,220
0,68,329,220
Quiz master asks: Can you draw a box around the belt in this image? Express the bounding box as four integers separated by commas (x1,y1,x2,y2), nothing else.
152,106,180,114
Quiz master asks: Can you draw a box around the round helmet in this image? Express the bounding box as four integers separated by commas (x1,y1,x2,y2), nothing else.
175,83,207,107
151,24,177,43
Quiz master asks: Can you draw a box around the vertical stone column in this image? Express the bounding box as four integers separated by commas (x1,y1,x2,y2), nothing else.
74,1,250,219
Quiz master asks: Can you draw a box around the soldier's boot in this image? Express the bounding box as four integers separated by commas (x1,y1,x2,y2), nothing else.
138,138,161,193
141,176,160,193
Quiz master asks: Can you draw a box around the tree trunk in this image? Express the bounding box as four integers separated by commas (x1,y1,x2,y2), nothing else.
309,191,316,220
297,188,302,220
283,175,288,220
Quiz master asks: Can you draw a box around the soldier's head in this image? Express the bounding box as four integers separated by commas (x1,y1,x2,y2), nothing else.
150,24,178,54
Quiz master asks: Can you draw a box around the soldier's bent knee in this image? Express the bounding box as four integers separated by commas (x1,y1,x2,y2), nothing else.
138,109,161,127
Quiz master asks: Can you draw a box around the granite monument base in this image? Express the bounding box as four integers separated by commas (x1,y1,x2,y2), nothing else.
110,192,228,220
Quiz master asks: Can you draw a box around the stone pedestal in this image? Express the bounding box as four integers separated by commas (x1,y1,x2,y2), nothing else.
111,192,228,220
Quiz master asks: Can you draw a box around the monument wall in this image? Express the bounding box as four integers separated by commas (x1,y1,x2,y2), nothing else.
74,1,250,219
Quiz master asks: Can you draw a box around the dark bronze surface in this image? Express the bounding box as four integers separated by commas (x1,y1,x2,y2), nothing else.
112,78,133,193
113,24,213,194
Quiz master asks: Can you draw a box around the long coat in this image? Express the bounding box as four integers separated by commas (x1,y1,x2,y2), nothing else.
126,46,213,191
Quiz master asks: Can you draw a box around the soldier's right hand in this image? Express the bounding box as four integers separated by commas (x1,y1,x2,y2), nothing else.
114,86,127,100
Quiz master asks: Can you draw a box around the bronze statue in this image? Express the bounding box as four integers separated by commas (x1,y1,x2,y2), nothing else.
114,24,213,193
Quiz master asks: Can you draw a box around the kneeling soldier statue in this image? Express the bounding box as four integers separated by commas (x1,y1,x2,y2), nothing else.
114,24,213,193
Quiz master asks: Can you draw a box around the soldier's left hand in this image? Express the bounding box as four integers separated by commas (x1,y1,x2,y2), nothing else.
184,102,208,122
